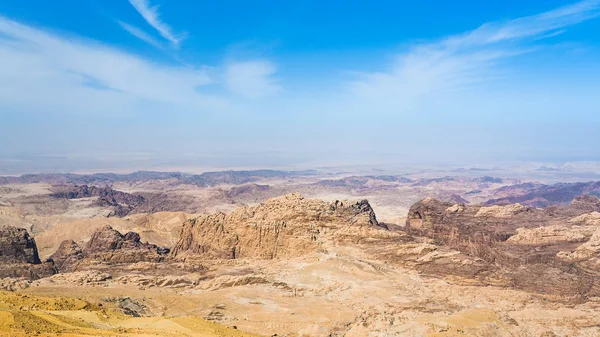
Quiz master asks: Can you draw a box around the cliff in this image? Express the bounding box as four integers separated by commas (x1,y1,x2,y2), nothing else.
171,193,383,259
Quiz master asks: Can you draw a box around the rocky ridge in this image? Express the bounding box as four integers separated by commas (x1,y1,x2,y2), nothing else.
171,193,384,259
486,181,600,207
51,184,144,216
50,225,170,272
406,196,600,298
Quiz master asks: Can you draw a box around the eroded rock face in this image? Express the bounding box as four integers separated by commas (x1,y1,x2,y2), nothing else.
171,193,385,259
0,225,55,280
405,197,600,298
475,203,530,218
0,225,41,264
558,228,600,264
406,198,550,254
51,225,170,272
49,240,84,271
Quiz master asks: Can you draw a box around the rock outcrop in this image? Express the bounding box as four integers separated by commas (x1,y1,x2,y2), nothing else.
0,225,55,279
51,185,145,216
225,184,271,198
1,225,41,264
171,193,385,259
405,198,600,298
49,240,84,271
475,203,530,218
50,225,170,272
558,227,600,264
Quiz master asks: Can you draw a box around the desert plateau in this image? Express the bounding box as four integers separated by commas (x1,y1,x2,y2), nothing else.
1,169,600,336
2,0,600,335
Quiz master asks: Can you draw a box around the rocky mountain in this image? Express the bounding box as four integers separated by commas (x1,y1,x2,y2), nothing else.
406,196,600,298
0,169,318,187
51,185,144,204
0,225,55,279
171,193,384,259
50,225,169,272
49,184,200,216
315,175,414,189
224,183,271,198
366,175,414,183
316,176,372,188
184,170,317,187
5,189,600,336
51,185,145,216
485,181,600,207
440,193,470,204
0,171,184,185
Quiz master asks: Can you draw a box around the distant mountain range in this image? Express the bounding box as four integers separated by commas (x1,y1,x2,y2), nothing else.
485,181,600,207
0,169,318,187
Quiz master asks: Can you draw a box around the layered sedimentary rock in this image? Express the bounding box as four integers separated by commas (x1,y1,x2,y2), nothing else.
50,225,170,272
406,196,600,298
171,193,384,259
0,225,55,279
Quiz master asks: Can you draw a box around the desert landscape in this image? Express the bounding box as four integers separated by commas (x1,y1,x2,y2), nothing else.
1,169,600,336
2,0,600,335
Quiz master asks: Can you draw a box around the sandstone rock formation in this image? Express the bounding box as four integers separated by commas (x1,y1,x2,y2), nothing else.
50,225,170,272
0,225,55,279
558,227,600,263
171,193,384,259
36,270,112,286
406,197,600,298
475,203,530,218
49,240,84,271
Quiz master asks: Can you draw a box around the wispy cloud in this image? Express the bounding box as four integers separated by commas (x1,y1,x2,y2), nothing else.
225,60,281,99
128,0,184,48
350,0,600,106
0,1,599,162
0,15,224,117
116,20,163,50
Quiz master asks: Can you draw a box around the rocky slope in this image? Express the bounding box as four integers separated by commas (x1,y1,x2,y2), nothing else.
171,193,384,259
406,196,600,298
50,225,169,272
30,211,196,258
486,181,600,207
0,170,316,187
51,184,145,216
0,226,55,279
185,169,317,187
0,171,183,185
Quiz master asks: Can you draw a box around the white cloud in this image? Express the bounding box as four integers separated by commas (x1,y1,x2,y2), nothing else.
0,16,226,116
349,0,600,107
128,0,184,48
225,60,281,99
117,20,164,50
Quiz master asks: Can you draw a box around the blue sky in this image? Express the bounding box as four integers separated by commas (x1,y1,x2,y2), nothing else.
0,0,599,168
